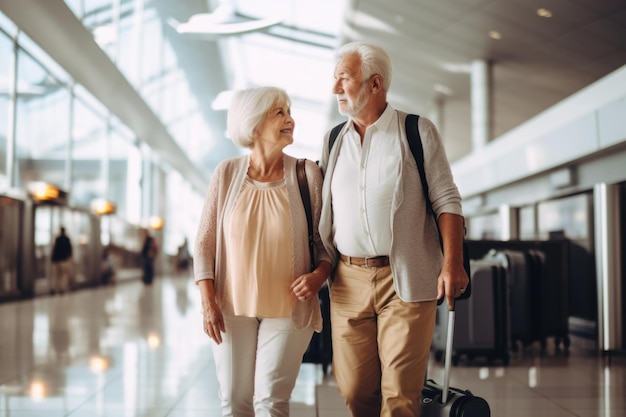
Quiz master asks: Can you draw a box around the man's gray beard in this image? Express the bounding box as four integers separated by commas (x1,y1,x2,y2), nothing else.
337,84,370,117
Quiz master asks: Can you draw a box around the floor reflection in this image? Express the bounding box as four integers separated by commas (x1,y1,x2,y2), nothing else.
0,276,624,417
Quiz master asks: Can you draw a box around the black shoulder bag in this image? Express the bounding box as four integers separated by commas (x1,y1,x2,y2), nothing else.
296,159,315,271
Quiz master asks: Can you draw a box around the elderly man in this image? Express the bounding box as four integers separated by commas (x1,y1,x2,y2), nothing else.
318,41,469,417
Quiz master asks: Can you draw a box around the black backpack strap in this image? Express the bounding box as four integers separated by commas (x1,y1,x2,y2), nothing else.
328,121,347,153
405,114,434,215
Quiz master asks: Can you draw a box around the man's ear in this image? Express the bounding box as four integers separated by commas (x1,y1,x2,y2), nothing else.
371,74,384,94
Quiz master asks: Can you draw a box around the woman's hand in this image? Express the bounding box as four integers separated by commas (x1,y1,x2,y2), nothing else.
290,261,331,301
202,301,225,344
198,279,224,344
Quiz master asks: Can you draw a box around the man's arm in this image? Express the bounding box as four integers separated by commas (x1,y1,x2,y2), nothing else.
436,212,469,309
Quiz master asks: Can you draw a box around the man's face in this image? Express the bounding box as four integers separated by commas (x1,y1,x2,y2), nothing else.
332,53,370,117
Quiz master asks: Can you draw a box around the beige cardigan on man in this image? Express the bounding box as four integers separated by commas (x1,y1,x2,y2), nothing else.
319,107,463,302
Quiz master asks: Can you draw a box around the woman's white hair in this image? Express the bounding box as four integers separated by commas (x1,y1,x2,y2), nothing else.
226,86,291,148
336,41,392,92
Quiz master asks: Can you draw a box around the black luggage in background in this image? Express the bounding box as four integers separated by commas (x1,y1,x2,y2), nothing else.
432,258,510,365
527,248,570,349
421,305,491,416
302,282,332,374
483,249,533,350
527,249,548,347
467,240,571,351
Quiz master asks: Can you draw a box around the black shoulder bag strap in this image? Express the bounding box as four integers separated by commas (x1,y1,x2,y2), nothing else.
405,114,471,300
296,159,315,271
328,121,347,153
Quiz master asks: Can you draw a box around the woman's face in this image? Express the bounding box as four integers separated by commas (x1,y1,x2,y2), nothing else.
255,101,295,148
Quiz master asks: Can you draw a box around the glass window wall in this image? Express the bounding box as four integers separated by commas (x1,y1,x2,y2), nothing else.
15,47,70,190
164,169,202,256
0,28,12,187
108,119,137,220
70,89,107,208
140,7,163,84
1,5,162,229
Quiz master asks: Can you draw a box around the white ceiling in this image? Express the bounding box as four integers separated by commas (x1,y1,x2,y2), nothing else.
164,0,626,163
343,0,626,161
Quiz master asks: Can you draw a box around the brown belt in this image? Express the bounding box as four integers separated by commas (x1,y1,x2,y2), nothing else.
339,254,390,268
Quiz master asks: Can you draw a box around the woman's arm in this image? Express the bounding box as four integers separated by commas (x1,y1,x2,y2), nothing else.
197,278,225,344
194,162,226,341
193,165,223,282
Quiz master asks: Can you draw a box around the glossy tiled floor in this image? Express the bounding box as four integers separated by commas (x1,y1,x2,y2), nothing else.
1,275,625,417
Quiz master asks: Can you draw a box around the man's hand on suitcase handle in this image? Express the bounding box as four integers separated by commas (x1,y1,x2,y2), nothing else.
437,262,470,310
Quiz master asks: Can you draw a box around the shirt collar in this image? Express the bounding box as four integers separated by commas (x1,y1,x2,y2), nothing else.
348,103,396,135
375,103,396,133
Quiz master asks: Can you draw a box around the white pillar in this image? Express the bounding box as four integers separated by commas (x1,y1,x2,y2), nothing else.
471,59,492,150
594,183,623,352
428,95,445,138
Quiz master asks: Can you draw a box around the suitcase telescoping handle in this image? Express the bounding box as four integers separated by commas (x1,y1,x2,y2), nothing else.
441,302,455,404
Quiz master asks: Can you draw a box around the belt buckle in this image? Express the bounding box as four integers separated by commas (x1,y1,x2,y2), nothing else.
364,257,375,268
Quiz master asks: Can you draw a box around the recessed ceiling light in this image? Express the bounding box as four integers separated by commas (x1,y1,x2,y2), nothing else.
168,4,283,38
537,8,552,18
434,83,453,96
441,63,472,73
489,31,502,40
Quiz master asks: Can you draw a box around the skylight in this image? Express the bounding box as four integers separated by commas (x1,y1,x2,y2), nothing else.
217,0,348,159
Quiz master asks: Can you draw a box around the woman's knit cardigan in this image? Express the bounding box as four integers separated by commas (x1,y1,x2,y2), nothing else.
193,153,330,332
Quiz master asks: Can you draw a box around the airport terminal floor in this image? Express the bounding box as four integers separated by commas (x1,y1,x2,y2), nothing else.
1,275,625,417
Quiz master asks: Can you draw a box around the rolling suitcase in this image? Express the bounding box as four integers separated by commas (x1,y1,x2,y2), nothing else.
421,304,491,416
527,248,570,350
432,258,509,365
483,249,533,350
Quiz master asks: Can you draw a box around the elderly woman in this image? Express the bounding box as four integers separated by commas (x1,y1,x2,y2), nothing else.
194,86,332,417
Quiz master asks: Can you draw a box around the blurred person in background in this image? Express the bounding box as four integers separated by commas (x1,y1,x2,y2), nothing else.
141,230,158,285
51,226,73,294
175,238,191,276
